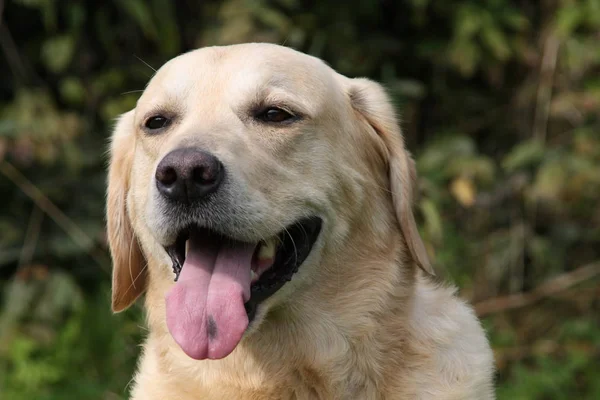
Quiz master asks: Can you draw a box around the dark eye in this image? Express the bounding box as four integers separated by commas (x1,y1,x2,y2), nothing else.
145,115,170,130
257,108,295,123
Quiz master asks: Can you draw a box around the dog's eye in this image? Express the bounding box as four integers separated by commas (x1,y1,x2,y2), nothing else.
257,108,295,123
145,115,170,130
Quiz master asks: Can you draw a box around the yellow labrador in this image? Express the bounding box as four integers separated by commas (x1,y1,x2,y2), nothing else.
106,43,494,399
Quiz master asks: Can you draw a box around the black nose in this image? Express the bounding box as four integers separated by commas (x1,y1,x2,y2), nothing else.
155,148,224,203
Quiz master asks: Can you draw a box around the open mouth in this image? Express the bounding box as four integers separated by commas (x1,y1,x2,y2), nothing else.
163,217,322,360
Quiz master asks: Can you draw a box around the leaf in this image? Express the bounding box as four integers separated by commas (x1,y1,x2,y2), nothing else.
449,39,480,76
91,69,127,97
41,36,75,73
34,272,84,322
447,156,496,184
420,198,443,244
481,22,512,61
556,6,583,37
0,120,18,137
527,235,559,271
66,3,86,30
253,7,290,31
532,162,568,201
418,135,479,182
386,79,427,99
501,8,529,30
0,278,38,345
502,140,545,172
574,130,600,157
59,78,85,105
450,176,476,207
454,4,481,39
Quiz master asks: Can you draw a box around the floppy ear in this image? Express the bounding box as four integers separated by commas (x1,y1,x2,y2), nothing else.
348,78,434,275
106,111,148,312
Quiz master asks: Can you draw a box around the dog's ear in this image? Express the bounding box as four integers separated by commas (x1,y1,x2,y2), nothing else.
348,78,434,275
106,111,148,312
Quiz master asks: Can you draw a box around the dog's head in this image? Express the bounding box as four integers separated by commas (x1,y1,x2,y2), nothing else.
106,43,432,361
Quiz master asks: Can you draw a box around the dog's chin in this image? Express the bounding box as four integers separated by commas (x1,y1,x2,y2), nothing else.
163,216,323,323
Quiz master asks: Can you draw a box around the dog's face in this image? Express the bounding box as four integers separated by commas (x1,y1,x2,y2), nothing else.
106,43,432,361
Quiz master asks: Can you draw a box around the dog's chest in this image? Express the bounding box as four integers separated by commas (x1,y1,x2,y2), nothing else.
158,365,377,400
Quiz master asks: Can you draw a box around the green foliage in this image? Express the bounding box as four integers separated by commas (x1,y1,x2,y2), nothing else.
493,315,600,400
1,0,599,398
0,271,143,399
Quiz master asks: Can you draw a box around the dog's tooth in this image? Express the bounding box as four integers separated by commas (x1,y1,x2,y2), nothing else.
250,270,258,282
258,238,277,260
185,240,189,257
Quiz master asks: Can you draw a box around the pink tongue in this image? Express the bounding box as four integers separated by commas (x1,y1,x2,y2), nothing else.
165,232,254,360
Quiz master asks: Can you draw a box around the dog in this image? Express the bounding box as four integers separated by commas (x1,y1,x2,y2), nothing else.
106,43,495,399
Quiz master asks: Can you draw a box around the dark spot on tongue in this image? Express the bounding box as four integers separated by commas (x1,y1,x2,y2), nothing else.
208,315,218,340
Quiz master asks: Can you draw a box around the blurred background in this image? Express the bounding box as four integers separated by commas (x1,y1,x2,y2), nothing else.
0,0,599,399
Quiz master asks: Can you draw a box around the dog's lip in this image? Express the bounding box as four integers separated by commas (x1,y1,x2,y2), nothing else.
163,217,323,320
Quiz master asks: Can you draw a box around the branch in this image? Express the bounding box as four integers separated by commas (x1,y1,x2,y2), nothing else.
0,160,110,274
533,34,560,143
18,205,43,268
475,261,600,317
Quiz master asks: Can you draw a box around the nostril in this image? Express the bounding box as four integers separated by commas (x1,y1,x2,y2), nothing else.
156,166,177,186
192,164,220,184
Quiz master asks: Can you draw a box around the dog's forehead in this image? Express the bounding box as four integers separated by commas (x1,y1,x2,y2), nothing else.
142,44,341,104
